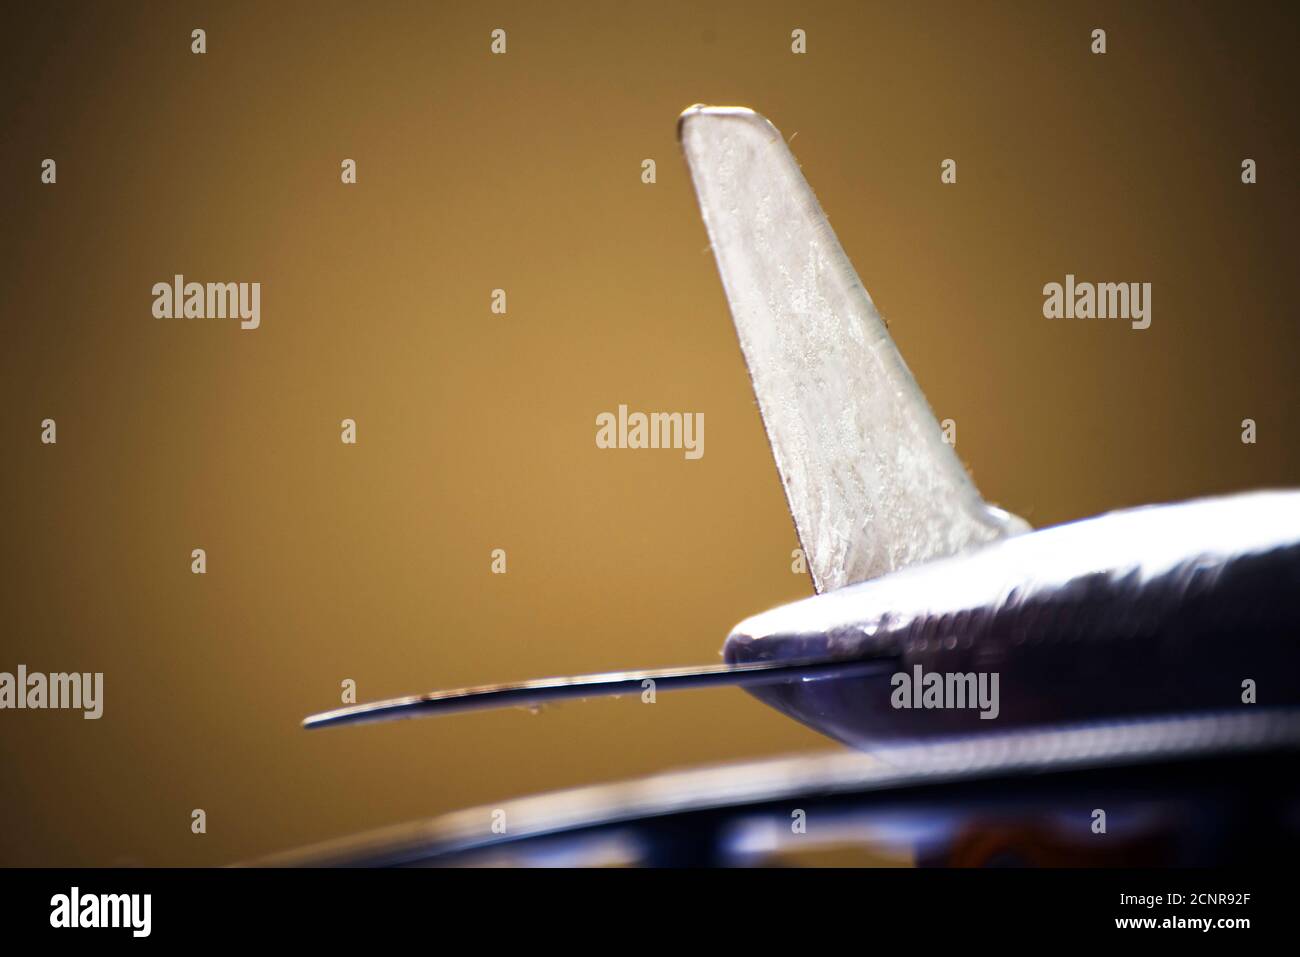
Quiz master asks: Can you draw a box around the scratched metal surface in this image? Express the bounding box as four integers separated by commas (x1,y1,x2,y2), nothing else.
725,490,1300,746
679,106,1026,592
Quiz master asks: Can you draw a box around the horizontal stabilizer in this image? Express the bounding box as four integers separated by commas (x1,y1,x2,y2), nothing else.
303,657,895,730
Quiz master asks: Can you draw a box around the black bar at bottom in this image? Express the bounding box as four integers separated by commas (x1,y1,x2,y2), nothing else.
0,867,1281,944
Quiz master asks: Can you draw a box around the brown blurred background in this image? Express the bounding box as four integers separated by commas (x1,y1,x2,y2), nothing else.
1,1,1296,865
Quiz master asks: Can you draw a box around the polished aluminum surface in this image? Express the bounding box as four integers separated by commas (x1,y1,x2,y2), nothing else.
726,490,1300,745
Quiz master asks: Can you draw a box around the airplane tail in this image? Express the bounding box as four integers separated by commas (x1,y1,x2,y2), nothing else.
301,107,1029,732
678,105,1027,593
